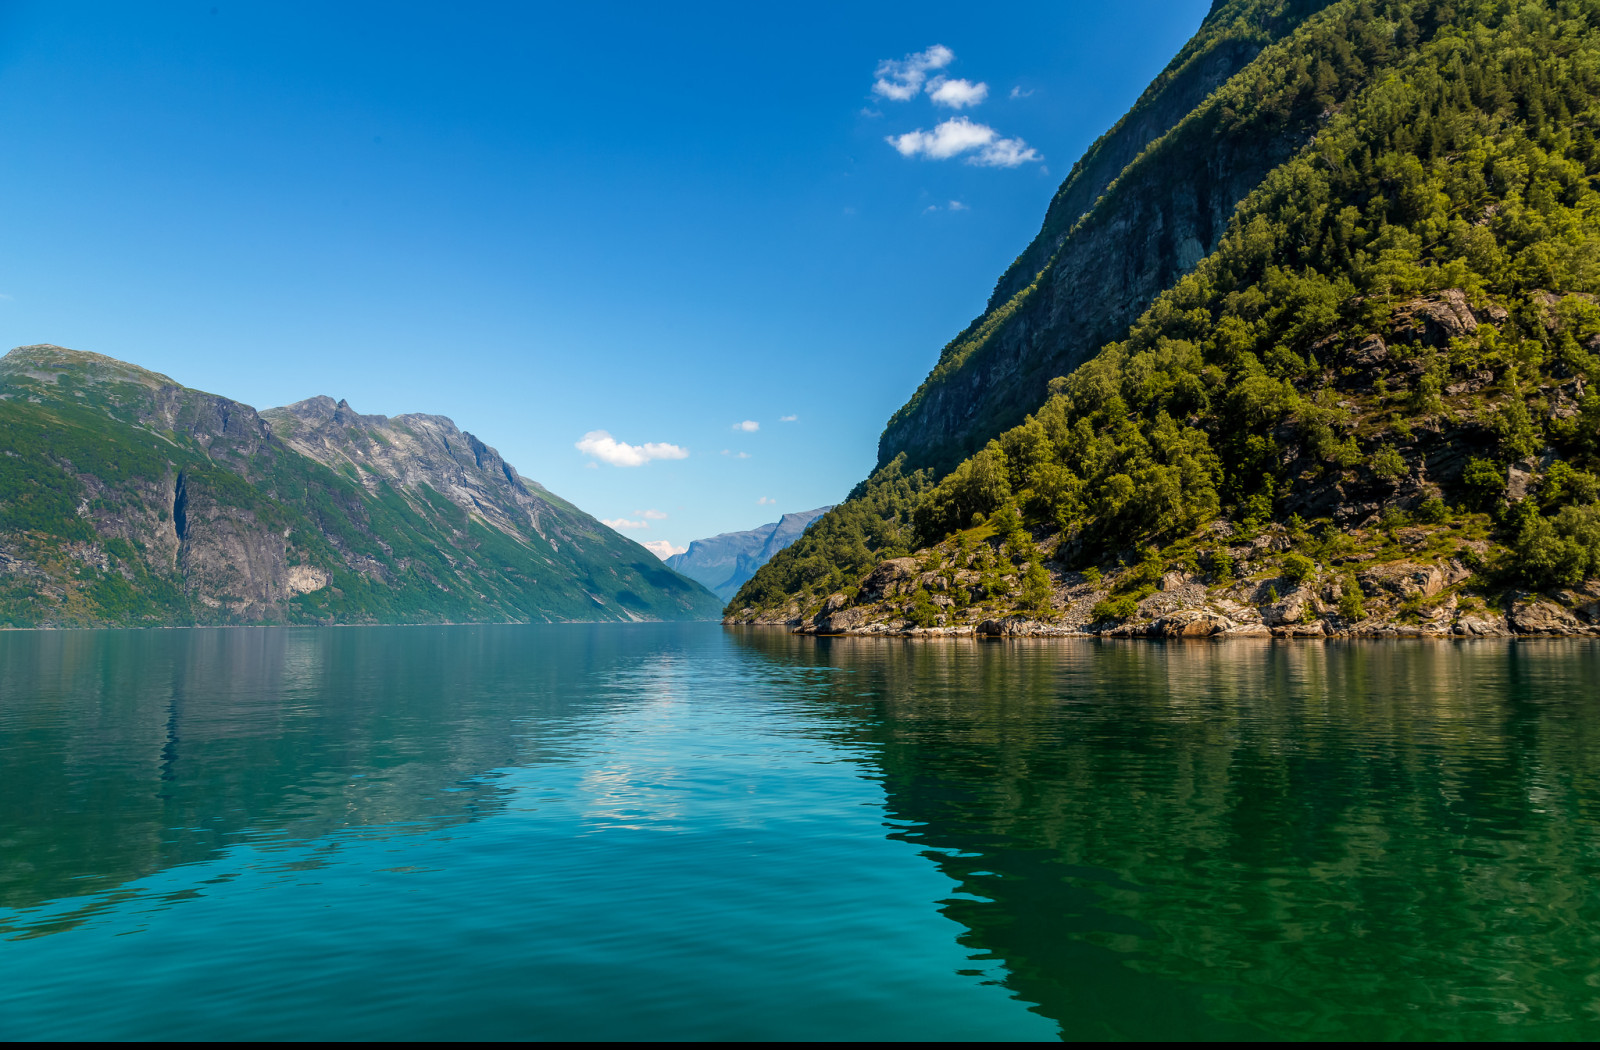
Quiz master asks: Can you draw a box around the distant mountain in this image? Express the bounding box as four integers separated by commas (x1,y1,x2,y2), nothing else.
0,345,721,626
667,507,832,601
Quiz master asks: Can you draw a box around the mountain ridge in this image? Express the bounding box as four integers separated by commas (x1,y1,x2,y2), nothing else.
0,344,720,626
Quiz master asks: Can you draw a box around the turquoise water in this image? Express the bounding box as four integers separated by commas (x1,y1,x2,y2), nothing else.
1,626,1598,1039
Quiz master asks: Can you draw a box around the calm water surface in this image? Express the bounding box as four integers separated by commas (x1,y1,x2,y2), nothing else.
1,625,1598,1039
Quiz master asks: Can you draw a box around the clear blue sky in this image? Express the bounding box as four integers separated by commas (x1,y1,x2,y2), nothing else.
0,0,1210,555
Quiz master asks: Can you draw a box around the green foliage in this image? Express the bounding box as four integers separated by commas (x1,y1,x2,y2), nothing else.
907,588,941,628
1417,496,1449,524
1282,552,1316,585
1371,445,1408,480
1462,458,1506,510
1266,585,1281,605
1209,549,1236,582
1510,503,1600,588
1020,561,1052,612
1338,575,1368,621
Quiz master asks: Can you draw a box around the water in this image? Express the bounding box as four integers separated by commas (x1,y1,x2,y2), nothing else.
1,626,1598,1039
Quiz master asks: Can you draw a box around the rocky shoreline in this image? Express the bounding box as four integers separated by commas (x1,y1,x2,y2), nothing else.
726,541,1600,640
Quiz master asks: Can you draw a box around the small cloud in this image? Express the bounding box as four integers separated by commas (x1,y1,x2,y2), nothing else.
872,44,954,101
859,107,882,118
779,414,798,422
585,462,598,469
973,137,1040,167
737,452,751,459
757,496,776,505
949,200,969,211
0,293,13,301
603,517,649,531
721,449,731,455
886,116,1040,167
926,76,988,109
575,430,689,467
642,539,686,560
638,508,668,520
1009,86,1033,100
734,420,759,432
923,203,940,214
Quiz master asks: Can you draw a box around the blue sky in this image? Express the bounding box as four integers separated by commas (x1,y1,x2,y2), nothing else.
0,0,1210,555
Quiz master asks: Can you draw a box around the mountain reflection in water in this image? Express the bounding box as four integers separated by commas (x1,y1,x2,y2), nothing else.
2,625,1598,1039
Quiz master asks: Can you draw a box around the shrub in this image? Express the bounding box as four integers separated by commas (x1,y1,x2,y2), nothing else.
1208,549,1235,582
1338,578,1367,621
1281,552,1315,585
1416,497,1448,524
1091,595,1139,622
1371,445,1408,480
1461,458,1505,511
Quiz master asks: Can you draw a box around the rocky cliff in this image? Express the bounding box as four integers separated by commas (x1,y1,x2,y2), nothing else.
879,0,1342,476
0,345,721,626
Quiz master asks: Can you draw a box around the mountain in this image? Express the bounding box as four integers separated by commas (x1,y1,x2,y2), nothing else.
0,345,721,626
730,0,1600,637
666,507,833,601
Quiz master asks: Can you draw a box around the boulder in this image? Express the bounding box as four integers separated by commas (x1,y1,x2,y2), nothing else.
1154,610,1231,637
1455,614,1511,637
814,606,866,633
1394,289,1479,347
1509,593,1585,635
858,558,919,602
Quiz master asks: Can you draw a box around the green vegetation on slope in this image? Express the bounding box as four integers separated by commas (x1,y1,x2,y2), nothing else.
0,348,718,626
734,0,1600,622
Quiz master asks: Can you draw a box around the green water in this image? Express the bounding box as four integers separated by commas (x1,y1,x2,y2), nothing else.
1,626,1598,1039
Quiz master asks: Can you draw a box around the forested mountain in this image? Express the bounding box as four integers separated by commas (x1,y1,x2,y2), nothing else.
731,0,1600,637
0,345,720,626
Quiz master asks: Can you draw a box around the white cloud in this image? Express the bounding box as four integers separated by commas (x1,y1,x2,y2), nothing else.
1009,86,1034,99
642,539,686,560
734,420,759,432
638,508,668,520
780,414,798,422
736,452,750,459
927,76,988,108
872,44,954,101
603,517,649,530
757,496,776,505
887,116,994,159
575,430,689,467
973,137,1041,167
949,200,969,211
887,117,1040,167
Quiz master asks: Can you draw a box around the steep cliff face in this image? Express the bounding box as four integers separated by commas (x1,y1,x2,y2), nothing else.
880,0,1357,476
666,506,833,600
0,345,720,626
